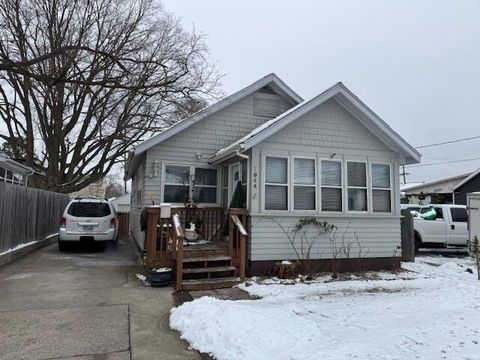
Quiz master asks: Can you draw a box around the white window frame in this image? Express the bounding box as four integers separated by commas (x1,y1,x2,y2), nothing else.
161,162,220,207
222,165,229,209
370,162,393,214
262,153,290,213
292,156,317,212
346,160,369,213
319,158,343,213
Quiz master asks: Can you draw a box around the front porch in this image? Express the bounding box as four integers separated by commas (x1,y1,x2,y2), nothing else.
144,206,248,291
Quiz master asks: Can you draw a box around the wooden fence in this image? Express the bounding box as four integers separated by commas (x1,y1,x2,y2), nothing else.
0,183,70,253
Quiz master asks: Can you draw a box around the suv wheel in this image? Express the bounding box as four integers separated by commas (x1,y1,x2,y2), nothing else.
58,240,67,252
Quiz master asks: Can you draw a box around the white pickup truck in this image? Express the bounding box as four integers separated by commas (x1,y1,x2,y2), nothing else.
408,204,469,252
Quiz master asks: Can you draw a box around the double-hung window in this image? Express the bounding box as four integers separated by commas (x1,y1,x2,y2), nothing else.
321,160,342,212
347,161,367,212
372,164,391,212
164,165,218,204
194,168,218,203
164,165,190,203
265,156,288,210
293,158,316,210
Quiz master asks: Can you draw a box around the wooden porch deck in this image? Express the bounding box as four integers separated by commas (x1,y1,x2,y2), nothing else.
144,207,248,291
183,241,228,259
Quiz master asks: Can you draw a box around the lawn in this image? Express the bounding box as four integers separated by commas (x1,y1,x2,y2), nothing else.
170,256,480,360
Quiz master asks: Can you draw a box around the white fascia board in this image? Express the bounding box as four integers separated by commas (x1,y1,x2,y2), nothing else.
127,73,302,177
238,83,421,165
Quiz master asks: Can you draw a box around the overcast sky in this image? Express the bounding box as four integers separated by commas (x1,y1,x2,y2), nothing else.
163,0,480,185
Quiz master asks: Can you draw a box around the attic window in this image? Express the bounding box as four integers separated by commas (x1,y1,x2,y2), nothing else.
254,92,281,118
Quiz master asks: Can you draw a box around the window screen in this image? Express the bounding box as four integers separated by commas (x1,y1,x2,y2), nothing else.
265,157,288,210
294,158,315,210
321,160,342,211
347,162,367,211
193,168,217,204
372,164,391,212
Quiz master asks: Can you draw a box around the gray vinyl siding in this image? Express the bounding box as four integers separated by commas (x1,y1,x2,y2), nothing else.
143,92,293,204
248,98,402,261
250,216,401,261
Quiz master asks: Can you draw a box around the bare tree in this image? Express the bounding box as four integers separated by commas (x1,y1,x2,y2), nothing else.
0,0,220,192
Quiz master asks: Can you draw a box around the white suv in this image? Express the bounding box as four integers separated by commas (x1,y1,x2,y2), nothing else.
58,198,118,251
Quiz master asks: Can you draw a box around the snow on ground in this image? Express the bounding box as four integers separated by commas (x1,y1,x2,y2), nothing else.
170,256,480,360
0,241,38,256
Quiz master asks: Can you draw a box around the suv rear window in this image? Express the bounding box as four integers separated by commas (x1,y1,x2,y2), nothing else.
451,208,468,222
67,202,111,217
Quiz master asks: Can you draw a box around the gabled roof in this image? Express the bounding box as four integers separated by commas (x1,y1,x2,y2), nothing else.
453,167,480,191
126,73,302,178
211,82,422,165
402,172,471,193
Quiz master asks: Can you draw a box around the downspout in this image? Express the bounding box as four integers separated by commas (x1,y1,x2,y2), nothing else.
235,150,249,160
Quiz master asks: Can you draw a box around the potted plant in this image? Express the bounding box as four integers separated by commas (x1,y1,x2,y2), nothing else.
147,267,172,287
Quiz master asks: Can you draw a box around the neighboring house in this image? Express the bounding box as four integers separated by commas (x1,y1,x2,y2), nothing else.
70,179,106,198
127,73,421,275
110,193,131,213
0,153,34,186
403,170,480,205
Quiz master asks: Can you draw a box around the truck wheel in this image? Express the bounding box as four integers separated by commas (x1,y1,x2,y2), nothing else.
414,233,421,254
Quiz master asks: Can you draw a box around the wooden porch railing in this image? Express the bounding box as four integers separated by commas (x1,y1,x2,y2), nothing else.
171,207,225,242
229,208,248,281
144,206,248,289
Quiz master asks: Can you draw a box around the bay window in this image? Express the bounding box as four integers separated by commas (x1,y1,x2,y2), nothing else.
347,161,367,212
265,156,288,210
372,164,391,212
321,160,342,212
294,158,316,210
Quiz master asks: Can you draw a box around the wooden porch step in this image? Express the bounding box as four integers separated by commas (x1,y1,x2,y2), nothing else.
181,277,240,291
183,255,231,263
182,266,236,274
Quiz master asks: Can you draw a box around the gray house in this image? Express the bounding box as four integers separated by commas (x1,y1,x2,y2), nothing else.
0,153,34,186
127,73,421,277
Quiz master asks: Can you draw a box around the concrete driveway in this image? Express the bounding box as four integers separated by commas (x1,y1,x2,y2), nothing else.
0,237,201,360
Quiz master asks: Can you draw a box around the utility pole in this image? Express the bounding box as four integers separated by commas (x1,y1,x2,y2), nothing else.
400,165,410,185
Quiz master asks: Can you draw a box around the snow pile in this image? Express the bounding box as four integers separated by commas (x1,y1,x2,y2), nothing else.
170,256,480,360
0,241,38,256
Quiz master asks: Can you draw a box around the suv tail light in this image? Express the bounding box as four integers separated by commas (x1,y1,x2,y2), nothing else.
110,218,116,228
60,217,66,228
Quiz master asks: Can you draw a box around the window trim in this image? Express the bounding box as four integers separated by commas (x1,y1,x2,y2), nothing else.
370,162,393,214
161,162,220,207
262,153,290,213
292,156,317,212
319,158,344,213
346,160,369,213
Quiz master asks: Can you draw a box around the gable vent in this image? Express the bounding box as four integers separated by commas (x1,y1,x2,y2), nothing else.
254,92,282,118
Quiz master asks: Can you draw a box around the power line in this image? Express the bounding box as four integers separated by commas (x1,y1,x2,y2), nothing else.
415,135,480,149
406,156,480,168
